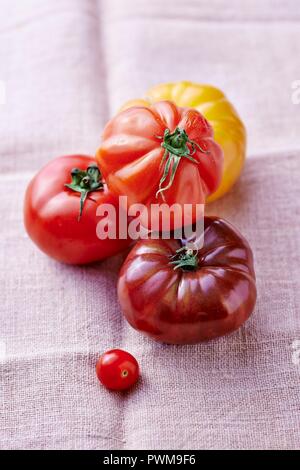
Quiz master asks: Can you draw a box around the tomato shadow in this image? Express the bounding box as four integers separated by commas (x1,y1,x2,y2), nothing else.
139,313,267,376
54,245,131,281
205,159,260,225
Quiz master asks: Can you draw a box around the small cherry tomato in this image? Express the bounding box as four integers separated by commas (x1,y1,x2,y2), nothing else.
96,349,139,391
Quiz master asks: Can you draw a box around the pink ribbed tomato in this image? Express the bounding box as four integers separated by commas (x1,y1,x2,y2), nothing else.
97,101,223,230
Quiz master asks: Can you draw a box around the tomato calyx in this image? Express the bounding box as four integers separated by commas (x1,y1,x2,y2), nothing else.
169,246,199,271
65,163,104,220
156,127,209,201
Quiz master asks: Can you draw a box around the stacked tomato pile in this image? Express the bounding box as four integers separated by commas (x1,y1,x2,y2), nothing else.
24,82,257,390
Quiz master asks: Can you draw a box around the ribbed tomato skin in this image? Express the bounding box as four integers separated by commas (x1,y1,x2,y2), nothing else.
118,217,257,344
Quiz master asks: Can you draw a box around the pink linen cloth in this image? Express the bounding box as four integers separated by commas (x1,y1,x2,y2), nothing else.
0,0,300,449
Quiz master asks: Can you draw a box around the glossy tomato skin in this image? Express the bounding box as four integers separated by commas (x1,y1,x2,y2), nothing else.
118,217,257,344
121,81,246,203
24,155,131,265
96,349,139,391
97,101,223,230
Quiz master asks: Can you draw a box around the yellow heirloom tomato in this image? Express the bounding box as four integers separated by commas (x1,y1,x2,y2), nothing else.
120,81,246,202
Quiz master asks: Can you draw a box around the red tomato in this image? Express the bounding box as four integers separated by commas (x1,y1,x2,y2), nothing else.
118,216,257,344
24,155,132,265
96,349,139,391
96,101,223,230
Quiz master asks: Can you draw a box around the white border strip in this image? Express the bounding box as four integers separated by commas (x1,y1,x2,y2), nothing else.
0,80,6,105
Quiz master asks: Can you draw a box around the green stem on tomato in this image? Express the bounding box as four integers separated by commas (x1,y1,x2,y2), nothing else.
169,246,199,272
156,127,209,201
65,163,104,221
